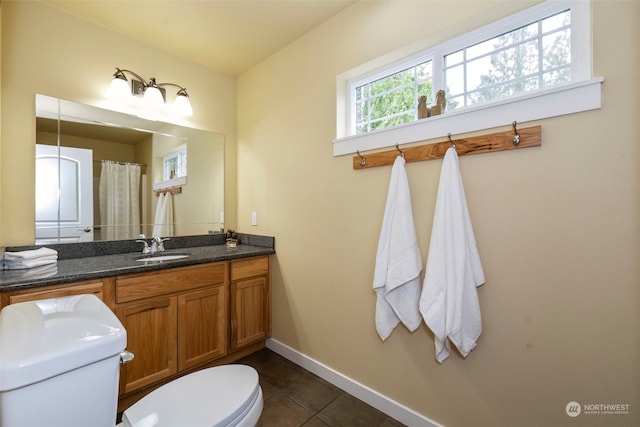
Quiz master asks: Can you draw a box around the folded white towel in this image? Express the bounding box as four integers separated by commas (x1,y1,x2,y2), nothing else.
373,155,423,340
3,247,58,270
3,247,58,261
3,258,58,270
420,147,485,362
3,262,58,278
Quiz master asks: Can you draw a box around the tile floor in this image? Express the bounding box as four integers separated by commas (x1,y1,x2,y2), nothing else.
236,348,406,427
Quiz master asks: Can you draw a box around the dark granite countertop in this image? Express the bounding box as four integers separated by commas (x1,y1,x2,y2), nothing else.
0,233,275,292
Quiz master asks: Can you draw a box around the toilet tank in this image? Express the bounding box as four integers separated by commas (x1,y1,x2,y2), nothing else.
0,294,127,427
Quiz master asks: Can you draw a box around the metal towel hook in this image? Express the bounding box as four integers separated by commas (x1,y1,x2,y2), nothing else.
448,133,456,149
356,150,366,166
395,144,404,157
512,121,520,145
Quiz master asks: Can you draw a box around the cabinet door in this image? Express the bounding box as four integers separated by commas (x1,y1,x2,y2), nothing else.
178,286,228,371
231,276,268,350
116,297,177,394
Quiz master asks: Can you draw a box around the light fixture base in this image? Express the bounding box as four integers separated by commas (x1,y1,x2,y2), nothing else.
132,79,166,100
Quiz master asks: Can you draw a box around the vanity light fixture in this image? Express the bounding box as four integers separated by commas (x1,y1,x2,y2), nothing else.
107,67,193,117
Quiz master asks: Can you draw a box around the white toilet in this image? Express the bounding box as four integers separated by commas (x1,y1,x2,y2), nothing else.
0,294,263,427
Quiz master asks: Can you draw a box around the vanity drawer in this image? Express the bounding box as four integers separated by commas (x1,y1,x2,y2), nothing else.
116,262,227,304
7,281,104,305
231,256,269,281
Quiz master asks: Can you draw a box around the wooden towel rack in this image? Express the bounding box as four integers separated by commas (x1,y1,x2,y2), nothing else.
155,186,182,196
353,123,541,169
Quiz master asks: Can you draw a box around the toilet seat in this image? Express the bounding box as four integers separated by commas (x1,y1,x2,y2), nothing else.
121,365,262,427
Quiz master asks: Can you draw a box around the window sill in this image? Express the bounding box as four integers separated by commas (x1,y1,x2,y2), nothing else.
153,176,187,191
333,77,603,156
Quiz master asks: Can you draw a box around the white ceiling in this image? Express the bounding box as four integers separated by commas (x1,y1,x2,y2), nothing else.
44,0,356,76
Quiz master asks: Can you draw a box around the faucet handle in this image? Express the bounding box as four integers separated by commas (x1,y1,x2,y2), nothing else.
135,239,151,254
157,237,170,252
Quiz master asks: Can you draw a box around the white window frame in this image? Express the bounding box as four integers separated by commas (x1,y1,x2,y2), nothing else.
334,0,602,156
162,144,187,181
153,144,188,191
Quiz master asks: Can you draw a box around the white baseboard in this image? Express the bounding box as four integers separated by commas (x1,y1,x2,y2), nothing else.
265,338,442,427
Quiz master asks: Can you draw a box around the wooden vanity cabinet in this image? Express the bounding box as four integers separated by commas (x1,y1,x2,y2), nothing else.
0,253,272,406
230,256,271,350
113,262,228,395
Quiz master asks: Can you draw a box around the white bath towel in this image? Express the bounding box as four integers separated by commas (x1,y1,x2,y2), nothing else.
152,192,166,238
373,155,423,340
420,147,485,362
153,193,175,238
3,263,58,277
3,247,57,261
162,193,174,237
3,247,58,270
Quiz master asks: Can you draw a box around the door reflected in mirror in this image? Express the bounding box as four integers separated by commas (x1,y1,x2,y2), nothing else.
35,94,224,244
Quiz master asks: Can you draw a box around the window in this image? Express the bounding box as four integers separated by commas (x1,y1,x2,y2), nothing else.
444,10,571,111
339,0,597,150
163,145,187,181
355,61,432,134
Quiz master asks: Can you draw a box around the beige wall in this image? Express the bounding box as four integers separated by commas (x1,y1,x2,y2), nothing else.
237,1,639,426
0,0,237,246
1,0,637,425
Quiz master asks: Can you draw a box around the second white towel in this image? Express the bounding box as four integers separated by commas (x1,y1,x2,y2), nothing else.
420,147,485,363
373,155,423,341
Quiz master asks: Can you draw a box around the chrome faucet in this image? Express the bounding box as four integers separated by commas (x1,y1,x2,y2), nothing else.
151,236,170,254
135,235,170,254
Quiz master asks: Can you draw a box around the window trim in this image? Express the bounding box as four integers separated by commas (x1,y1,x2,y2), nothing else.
334,0,598,156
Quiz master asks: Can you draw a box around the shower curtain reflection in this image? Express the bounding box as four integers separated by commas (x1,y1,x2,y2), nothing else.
99,161,141,240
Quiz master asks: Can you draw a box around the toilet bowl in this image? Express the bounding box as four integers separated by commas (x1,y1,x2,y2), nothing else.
119,364,263,427
0,294,263,427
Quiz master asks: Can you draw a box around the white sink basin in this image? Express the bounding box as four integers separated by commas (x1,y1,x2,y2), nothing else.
136,254,189,262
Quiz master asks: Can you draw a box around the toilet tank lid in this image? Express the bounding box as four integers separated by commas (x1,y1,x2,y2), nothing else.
0,294,126,392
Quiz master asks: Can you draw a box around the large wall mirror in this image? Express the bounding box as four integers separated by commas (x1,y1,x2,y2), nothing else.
35,94,224,244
